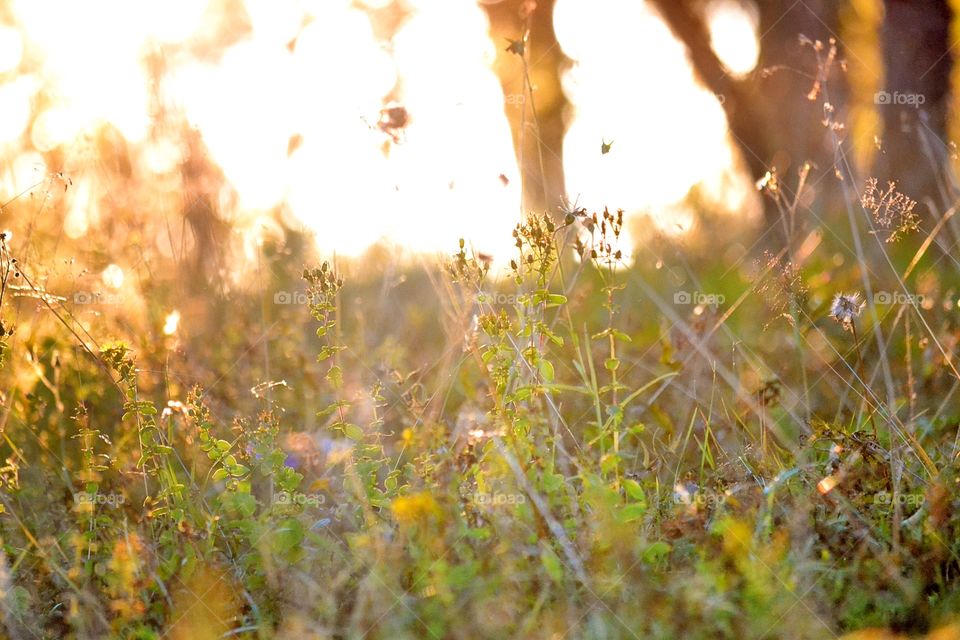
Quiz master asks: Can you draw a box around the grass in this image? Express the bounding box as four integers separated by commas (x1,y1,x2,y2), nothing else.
1,166,960,640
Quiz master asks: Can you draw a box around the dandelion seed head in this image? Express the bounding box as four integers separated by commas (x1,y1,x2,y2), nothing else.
829,292,864,330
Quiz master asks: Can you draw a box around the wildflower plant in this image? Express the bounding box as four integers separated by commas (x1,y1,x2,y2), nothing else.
860,178,920,243
828,292,878,438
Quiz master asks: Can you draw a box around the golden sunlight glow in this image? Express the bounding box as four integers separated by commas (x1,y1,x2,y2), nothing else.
102,264,125,291
0,25,23,74
380,0,520,256
11,0,152,144
162,0,520,258
707,0,760,77
163,310,181,336
0,75,34,148
63,177,93,240
0,151,45,203
554,0,758,242
2,0,755,261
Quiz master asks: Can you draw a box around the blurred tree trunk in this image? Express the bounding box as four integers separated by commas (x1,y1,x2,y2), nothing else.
483,0,568,214
484,0,955,230
649,0,844,225
876,0,953,208
181,128,230,293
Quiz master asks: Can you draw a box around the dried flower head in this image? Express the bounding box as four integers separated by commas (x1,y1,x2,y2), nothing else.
511,212,561,285
449,238,490,284
799,36,837,102
576,207,624,265
829,292,864,331
756,169,781,201
860,178,919,242
558,194,587,226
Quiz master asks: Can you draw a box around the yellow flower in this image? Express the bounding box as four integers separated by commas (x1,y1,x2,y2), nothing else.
391,492,440,524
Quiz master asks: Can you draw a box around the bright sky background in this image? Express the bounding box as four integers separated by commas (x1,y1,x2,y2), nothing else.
0,0,761,263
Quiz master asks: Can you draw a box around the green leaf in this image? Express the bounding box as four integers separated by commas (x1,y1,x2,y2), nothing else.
317,345,335,361
274,518,306,553
220,492,258,518
343,423,364,441
540,546,564,583
278,468,303,493
542,472,564,493
600,453,620,474
327,365,343,389
538,360,555,382
212,468,230,482
616,502,647,523
510,387,532,402
540,326,564,347
642,541,672,564
623,479,646,502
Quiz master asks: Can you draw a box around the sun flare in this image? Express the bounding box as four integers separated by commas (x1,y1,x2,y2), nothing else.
0,0,757,262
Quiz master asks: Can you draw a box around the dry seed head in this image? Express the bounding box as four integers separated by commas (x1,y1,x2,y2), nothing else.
756,169,781,200
829,292,864,331
860,178,919,242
